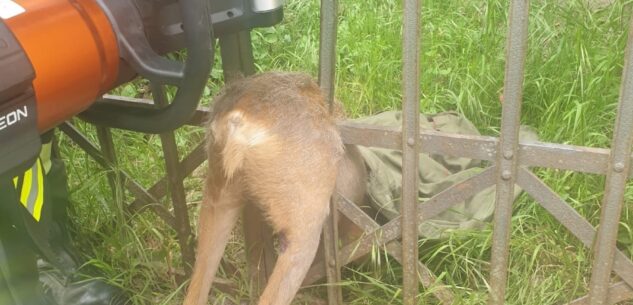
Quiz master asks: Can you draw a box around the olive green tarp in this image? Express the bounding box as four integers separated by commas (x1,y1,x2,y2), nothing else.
352,111,539,239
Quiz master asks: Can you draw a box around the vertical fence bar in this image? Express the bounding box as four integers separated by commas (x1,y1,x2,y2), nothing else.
322,197,343,305
587,15,633,305
319,0,337,106
401,0,421,303
318,0,343,303
219,31,256,81
151,83,195,277
488,1,529,304
95,127,124,204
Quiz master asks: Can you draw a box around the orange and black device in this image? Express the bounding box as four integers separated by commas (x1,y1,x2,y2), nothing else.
0,2,282,305
0,0,283,178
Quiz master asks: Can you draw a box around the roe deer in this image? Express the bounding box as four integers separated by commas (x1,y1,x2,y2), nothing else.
183,72,367,305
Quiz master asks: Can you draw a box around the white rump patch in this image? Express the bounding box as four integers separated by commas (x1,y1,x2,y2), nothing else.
226,110,269,147
219,110,270,180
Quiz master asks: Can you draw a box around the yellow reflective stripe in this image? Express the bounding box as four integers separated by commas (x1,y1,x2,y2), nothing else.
20,166,32,208
11,159,45,222
32,159,44,221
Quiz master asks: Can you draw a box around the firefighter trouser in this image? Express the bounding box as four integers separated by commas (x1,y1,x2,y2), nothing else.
0,132,76,305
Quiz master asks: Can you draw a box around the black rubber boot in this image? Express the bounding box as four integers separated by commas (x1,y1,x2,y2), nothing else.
38,259,127,305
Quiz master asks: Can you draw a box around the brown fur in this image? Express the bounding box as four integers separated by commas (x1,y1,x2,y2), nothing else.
183,72,367,305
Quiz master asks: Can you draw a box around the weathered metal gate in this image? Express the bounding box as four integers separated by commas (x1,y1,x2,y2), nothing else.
310,0,633,304
60,0,633,304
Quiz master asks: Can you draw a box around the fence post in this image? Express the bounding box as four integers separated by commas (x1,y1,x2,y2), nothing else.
587,14,633,305
151,83,196,277
401,0,421,304
319,0,343,303
489,0,529,304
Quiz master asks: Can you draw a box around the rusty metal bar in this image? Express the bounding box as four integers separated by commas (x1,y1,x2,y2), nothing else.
322,197,343,305
95,127,124,204
488,0,529,304
219,31,256,82
319,0,337,108
401,0,422,303
337,195,454,304
568,282,633,305
416,167,496,223
336,195,381,233
304,166,496,285
339,122,616,175
152,83,195,276
588,15,633,305
516,169,633,288
318,0,343,302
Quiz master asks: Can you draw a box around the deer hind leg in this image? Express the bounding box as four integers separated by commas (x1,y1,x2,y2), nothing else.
183,183,244,305
256,195,332,305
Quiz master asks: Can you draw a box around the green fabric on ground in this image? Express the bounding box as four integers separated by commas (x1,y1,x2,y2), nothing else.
352,111,538,239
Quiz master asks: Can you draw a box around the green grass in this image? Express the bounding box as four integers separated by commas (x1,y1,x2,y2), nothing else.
57,0,633,304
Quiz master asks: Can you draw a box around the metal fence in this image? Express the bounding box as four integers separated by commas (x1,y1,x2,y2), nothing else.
61,0,633,304
313,1,633,304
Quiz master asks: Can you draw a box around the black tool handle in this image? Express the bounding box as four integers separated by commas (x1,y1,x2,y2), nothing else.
80,0,214,133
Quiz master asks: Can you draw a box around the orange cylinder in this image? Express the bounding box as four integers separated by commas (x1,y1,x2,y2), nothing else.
4,0,120,132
